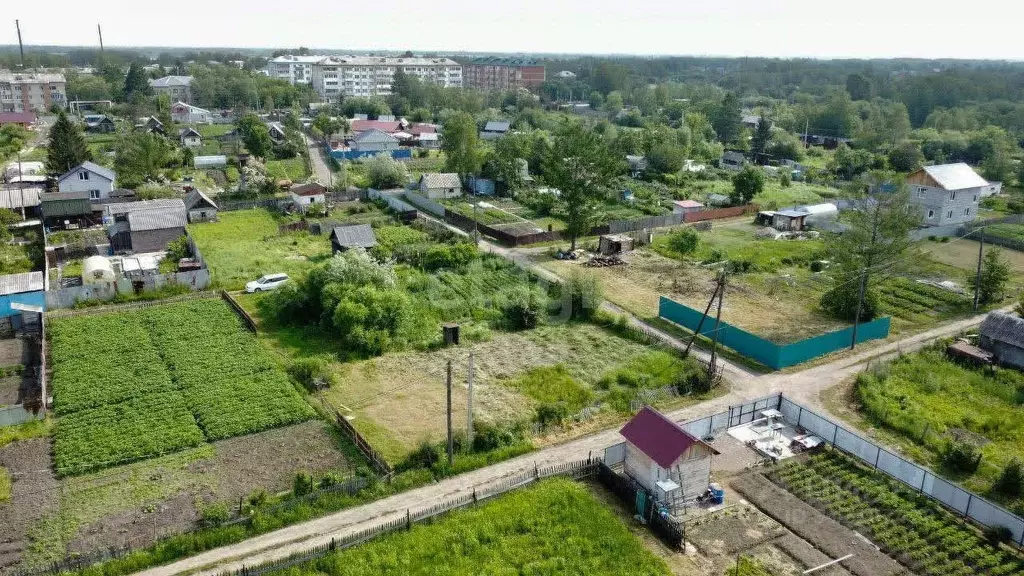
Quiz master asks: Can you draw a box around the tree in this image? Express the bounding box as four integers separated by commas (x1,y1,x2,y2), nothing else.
711,92,742,144
114,132,175,188
821,174,921,321
845,73,873,101
829,143,875,180
543,121,619,250
237,112,273,159
604,91,623,118
995,460,1024,498
750,116,773,161
46,112,92,176
364,153,409,189
441,112,481,183
489,132,534,192
667,227,699,255
968,248,1011,305
887,141,924,172
646,142,684,175
121,62,151,102
730,165,765,205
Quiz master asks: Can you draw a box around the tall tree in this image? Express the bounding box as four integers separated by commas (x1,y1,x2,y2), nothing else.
46,112,92,176
968,249,1011,305
750,116,773,161
121,62,151,102
237,112,273,159
441,112,481,182
711,92,742,144
730,164,765,204
114,132,175,188
845,73,873,101
543,121,619,250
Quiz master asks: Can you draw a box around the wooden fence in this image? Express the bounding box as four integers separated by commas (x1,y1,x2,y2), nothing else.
220,291,258,333
595,461,685,548
226,459,600,576
319,398,393,476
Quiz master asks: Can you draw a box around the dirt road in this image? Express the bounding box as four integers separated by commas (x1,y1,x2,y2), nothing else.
303,134,335,188
132,303,996,576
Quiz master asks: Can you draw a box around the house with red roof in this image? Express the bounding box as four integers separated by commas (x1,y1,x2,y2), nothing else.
0,112,36,128
620,406,718,506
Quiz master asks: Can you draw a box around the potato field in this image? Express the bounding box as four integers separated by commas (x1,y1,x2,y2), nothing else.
49,298,314,475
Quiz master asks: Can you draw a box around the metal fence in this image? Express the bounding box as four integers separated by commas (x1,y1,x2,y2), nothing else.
671,393,1024,547
367,188,417,213
225,459,600,576
0,404,42,426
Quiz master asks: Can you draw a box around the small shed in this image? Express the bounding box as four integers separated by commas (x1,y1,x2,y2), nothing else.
329,224,377,254
620,406,719,507
672,200,704,215
599,234,634,255
184,189,218,222
41,192,94,226
419,173,462,199
772,209,808,231
0,271,44,318
290,183,327,211
979,312,1024,371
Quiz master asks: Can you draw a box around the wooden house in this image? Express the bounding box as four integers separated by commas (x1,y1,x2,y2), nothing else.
329,224,377,254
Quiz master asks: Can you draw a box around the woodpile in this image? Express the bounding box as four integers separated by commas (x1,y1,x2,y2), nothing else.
585,255,626,267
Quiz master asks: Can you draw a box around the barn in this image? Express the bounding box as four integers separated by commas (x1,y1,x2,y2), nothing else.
620,406,719,509
979,312,1024,371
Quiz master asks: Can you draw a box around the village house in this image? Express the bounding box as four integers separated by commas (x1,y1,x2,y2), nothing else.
150,76,194,103
0,112,36,128
672,199,704,215
907,163,987,227
352,129,399,154
184,189,218,223
85,114,115,133
267,122,287,143
419,173,462,199
979,312,1024,371
136,116,166,135
620,406,719,510
105,199,188,253
479,120,511,141
329,224,377,254
179,127,202,148
56,161,116,201
171,102,211,124
290,183,327,211
719,150,746,171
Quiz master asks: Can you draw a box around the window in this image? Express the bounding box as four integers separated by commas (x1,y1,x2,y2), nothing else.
89,190,100,200
973,194,978,202
964,207,971,216
950,191,957,201
78,171,89,180
917,189,926,198
947,210,953,219
927,209,934,218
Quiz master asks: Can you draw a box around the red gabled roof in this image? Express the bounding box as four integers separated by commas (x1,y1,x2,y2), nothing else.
407,123,436,135
290,183,326,196
350,120,401,134
620,406,717,468
0,112,36,125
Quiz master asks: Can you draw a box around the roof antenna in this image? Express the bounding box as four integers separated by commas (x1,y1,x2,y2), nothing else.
15,20,25,68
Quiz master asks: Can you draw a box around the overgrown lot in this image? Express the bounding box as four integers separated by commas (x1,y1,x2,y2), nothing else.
770,450,1024,576
48,299,314,475
854,346,1024,502
276,478,670,576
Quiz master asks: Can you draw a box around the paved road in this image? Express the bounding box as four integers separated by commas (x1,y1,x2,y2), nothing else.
132,302,999,576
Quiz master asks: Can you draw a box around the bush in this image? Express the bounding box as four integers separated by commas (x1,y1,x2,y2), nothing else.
995,459,1024,498
810,261,824,273
404,439,442,470
780,171,792,188
498,285,546,330
287,357,335,390
535,402,571,429
364,152,408,189
293,472,315,496
666,227,699,255
563,270,603,320
200,502,230,527
820,280,879,322
943,439,981,474
984,525,1014,547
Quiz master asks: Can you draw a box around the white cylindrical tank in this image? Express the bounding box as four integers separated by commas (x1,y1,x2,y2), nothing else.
82,256,116,285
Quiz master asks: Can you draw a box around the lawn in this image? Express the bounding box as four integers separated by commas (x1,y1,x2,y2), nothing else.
188,209,333,290
48,299,314,475
854,346,1024,502
687,178,840,208
193,124,236,139
282,478,670,576
266,157,308,182
770,450,1024,575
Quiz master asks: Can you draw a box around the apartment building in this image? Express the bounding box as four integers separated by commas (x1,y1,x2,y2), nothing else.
149,76,194,104
265,55,325,85
310,56,462,99
463,57,545,91
0,72,67,113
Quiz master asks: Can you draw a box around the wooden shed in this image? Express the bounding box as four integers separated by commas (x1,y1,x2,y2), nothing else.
599,234,634,255
620,406,719,509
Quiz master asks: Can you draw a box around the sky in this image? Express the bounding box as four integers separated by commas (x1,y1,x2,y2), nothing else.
11,0,1024,60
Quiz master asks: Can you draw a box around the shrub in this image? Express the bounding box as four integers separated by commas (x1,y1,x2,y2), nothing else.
780,171,792,188
984,525,1014,547
942,439,981,474
535,402,571,429
498,285,546,330
287,357,335,390
364,152,408,188
404,439,442,470
293,472,315,496
810,261,824,273
200,502,230,527
666,227,699,255
563,270,603,320
994,459,1024,498
821,281,879,322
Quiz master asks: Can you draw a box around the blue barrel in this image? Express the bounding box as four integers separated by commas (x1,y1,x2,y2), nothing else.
709,483,724,505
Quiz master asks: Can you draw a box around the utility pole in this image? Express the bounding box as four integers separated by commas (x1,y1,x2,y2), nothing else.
16,151,25,220
851,202,880,349
973,227,985,311
15,20,25,68
446,359,453,466
466,352,474,447
707,271,726,382
683,279,722,358
97,23,104,53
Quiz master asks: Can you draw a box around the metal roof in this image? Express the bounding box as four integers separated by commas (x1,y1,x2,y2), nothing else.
469,56,541,67
127,208,187,231
354,129,399,143
0,271,43,296
620,406,718,469
483,120,511,133
184,189,218,210
106,198,186,216
673,200,704,208
179,127,201,138
351,120,401,134
0,112,36,125
420,173,461,189
330,224,377,249
920,163,989,191
291,183,326,197
0,186,42,208
150,75,193,87
980,312,1024,350
56,161,115,184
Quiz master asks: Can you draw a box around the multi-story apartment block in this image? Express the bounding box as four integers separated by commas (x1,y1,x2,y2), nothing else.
149,76,194,104
265,55,326,85
906,163,987,227
0,72,67,113
463,57,545,91
310,56,462,99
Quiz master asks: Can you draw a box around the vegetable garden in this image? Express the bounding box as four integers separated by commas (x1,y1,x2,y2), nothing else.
49,299,314,475
876,277,972,325
769,450,1024,576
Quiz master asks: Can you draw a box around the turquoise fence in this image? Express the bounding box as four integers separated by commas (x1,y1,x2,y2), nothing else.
658,296,890,369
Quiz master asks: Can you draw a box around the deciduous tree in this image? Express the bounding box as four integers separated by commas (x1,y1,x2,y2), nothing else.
730,164,765,204
237,112,273,159
441,112,481,182
46,111,92,176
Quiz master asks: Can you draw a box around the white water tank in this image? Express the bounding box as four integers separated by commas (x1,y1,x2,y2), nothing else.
82,256,116,285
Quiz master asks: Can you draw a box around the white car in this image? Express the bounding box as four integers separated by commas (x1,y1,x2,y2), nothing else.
245,273,289,293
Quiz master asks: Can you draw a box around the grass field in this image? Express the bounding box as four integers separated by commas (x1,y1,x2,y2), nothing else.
771,450,1024,575
853,346,1024,501
266,157,308,182
281,478,670,576
985,223,1024,243
49,299,313,475
687,179,840,208
193,124,236,139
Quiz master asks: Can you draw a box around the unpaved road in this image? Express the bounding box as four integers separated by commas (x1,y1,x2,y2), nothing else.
133,303,997,576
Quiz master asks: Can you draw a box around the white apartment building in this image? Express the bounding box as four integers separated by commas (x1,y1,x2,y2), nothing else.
265,55,326,85
0,72,67,113
310,56,462,99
